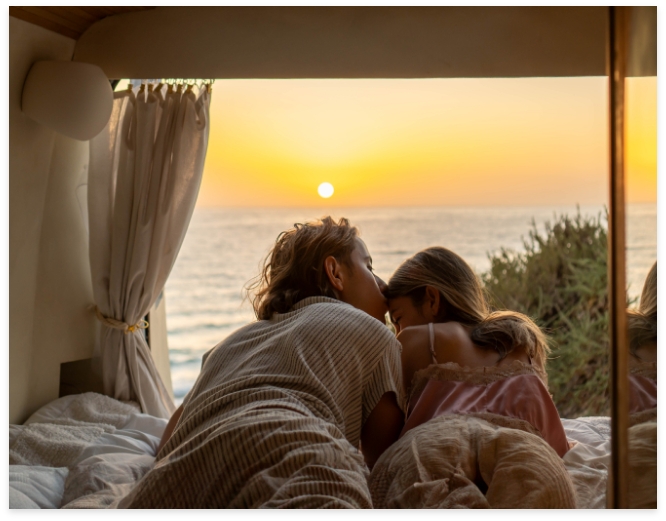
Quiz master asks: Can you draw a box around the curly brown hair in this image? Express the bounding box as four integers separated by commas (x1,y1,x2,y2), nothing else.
245,216,359,320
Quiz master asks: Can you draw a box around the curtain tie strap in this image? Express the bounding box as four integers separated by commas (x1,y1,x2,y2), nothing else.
89,305,149,334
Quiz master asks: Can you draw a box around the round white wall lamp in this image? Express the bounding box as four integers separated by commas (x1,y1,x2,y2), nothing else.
21,60,113,141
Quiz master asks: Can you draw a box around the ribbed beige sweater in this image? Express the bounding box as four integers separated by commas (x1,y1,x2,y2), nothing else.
122,297,403,508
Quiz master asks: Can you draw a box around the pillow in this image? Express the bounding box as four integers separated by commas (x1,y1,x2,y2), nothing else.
9,424,24,446
24,392,140,428
9,487,41,509
9,465,69,509
72,415,166,466
23,395,79,425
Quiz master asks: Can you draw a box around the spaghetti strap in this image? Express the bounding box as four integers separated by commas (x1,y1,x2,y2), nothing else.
428,322,438,364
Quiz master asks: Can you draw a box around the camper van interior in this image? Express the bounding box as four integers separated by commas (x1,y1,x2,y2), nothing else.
8,6,656,509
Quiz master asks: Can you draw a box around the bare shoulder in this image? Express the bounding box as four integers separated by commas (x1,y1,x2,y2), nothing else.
395,325,429,351
396,322,469,351
434,321,499,366
433,321,472,346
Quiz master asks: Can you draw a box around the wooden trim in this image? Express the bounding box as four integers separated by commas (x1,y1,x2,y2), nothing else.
20,6,84,33
77,6,112,17
39,6,95,26
9,6,155,41
87,6,120,17
606,5,630,509
55,6,98,23
9,7,79,39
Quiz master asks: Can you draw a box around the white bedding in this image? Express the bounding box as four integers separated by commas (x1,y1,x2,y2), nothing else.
9,466,69,508
9,393,167,509
561,417,611,509
9,392,614,509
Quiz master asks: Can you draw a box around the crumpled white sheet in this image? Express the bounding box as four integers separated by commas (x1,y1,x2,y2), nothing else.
62,453,156,509
561,416,657,509
562,417,611,509
562,417,611,447
24,391,140,428
9,393,167,509
10,393,139,467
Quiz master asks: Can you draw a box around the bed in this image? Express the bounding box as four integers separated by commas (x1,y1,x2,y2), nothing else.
9,392,166,509
8,392,617,508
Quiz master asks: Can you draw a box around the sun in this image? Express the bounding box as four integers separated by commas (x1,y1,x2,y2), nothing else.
317,182,334,199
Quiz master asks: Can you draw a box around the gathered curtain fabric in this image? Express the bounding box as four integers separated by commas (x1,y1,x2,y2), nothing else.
88,83,211,418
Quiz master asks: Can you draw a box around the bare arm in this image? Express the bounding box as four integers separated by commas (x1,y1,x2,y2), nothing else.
156,404,184,457
360,391,404,469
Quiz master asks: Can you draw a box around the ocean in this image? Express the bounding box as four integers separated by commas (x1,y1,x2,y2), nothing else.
164,203,657,405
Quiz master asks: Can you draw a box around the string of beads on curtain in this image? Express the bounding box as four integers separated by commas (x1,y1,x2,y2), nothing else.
128,78,215,93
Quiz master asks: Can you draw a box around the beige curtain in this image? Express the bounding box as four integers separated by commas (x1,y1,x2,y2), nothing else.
88,82,211,418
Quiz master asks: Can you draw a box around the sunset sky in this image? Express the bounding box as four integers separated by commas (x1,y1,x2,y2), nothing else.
190,76,656,208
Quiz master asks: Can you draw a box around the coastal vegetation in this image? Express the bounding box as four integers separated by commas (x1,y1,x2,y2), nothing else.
482,210,620,418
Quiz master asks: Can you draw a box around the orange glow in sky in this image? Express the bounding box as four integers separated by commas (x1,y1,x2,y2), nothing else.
625,77,657,204
196,77,656,208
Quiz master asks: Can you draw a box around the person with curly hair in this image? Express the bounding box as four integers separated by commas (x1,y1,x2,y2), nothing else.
121,217,404,508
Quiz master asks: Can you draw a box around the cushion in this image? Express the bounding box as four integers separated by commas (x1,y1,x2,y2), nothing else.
8,465,69,509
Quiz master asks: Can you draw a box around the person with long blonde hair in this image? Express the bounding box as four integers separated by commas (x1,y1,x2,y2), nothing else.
369,247,575,509
628,260,657,363
626,260,656,422
625,260,657,508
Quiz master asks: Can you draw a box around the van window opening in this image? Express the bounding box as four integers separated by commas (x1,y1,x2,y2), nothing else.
113,78,655,407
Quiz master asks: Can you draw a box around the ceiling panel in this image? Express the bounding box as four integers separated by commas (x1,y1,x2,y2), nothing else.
74,7,608,80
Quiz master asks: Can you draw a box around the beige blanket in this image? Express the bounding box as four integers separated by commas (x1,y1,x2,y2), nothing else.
627,421,657,509
369,414,576,508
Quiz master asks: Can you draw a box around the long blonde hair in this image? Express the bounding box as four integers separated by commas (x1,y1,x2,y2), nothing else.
628,261,657,357
388,247,551,385
639,261,657,317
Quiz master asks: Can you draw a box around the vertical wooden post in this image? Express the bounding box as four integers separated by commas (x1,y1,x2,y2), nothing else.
606,5,630,509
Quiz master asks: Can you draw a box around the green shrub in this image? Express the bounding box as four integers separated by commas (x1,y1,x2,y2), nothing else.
482,210,622,418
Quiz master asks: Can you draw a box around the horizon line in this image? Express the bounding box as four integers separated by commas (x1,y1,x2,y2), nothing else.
193,201,656,210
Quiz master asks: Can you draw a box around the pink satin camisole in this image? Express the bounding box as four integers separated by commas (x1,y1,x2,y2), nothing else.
401,323,569,457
